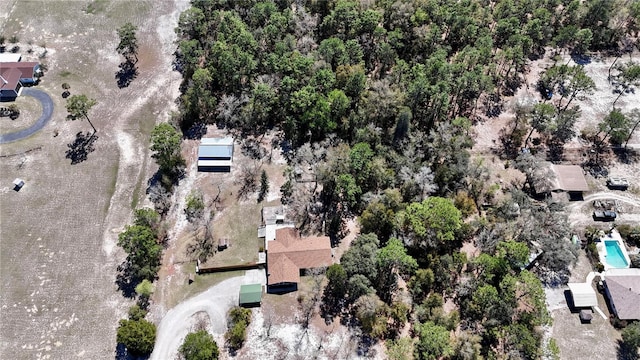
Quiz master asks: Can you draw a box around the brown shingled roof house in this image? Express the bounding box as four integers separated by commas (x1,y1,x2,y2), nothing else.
266,228,332,291
0,62,41,100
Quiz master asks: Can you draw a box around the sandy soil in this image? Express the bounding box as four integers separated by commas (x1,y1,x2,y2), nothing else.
150,269,265,360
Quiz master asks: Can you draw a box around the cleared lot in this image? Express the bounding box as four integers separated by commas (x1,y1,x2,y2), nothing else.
0,1,185,358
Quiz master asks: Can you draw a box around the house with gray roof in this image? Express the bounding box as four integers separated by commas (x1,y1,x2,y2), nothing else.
603,268,640,320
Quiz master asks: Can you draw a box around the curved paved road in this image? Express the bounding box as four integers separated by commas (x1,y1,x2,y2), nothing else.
150,269,265,360
0,88,54,144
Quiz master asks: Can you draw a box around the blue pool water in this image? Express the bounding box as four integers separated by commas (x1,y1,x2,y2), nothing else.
605,240,629,268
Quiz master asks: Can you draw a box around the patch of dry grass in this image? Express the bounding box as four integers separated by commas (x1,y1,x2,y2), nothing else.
0,96,42,134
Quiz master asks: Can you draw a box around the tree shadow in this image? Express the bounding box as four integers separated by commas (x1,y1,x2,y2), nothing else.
116,60,138,89
65,131,98,164
184,122,207,140
571,52,592,65
115,343,150,360
617,339,639,360
115,262,139,298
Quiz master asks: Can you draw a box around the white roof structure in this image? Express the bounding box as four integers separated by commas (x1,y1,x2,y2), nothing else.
0,53,22,62
568,282,598,308
198,137,234,170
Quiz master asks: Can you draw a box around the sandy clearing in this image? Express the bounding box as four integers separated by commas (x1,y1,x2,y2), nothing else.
150,269,265,360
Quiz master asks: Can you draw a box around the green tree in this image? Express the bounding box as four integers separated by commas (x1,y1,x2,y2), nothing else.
179,330,219,360
116,319,156,356
258,170,269,203
354,293,388,338
496,240,529,270
387,337,415,360
135,279,154,298
596,109,631,146
376,238,417,303
133,208,161,233
324,263,347,302
526,102,556,144
340,233,379,281
399,197,462,250
127,305,147,321
117,225,163,281
225,307,252,350
414,321,453,360
613,62,640,106
622,321,640,359
65,94,98,133
117,22,139,63
150,123,185,177
184,190,205,223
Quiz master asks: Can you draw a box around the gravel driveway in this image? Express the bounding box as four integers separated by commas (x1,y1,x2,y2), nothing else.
0,88,54,144
150,269,265,360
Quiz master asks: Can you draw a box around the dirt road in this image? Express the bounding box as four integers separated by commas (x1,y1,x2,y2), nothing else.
568,191,640,227
150,269,265,360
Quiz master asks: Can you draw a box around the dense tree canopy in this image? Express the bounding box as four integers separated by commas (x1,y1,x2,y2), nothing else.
171,0,639,357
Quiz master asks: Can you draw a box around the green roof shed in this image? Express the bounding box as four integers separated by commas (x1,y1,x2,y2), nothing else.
239,284,262,307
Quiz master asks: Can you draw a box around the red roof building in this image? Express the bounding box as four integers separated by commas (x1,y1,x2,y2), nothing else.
0,62,41,100
266,228,332,287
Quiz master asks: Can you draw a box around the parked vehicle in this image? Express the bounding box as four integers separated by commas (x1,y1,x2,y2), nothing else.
606,177,629,190
593,210,616,221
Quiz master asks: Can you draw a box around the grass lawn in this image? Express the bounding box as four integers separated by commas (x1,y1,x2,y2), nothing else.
199,202,264,267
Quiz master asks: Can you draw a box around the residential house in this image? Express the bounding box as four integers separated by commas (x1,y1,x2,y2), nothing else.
0,62,41,101
603,268,640,320
533,163,589,199
266,228,332,292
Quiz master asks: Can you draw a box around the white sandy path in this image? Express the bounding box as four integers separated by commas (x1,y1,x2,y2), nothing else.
150,269,266,360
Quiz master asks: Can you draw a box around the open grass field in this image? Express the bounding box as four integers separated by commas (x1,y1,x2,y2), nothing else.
0,1,186,358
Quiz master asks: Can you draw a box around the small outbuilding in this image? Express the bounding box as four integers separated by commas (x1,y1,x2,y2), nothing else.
13,178,25,191
579,309,593,323
239,284,262,307
568,282,598,308
197,137,234,172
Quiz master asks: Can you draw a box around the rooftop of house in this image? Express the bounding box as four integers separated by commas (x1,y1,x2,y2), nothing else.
0,67,21,92
267,228,332,285
604,268,640,320
534,163,589,193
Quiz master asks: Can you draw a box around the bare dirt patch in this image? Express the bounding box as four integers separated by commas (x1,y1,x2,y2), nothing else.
546,253,621,360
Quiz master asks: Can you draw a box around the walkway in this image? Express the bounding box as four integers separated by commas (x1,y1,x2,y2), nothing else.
150,269,265,360
0,88,54,144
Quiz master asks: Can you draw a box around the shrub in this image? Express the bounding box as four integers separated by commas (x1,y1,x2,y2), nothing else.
180,330,219,360
225,307,251,351
128,305,147,321
621,321,640,355
116,319,156,356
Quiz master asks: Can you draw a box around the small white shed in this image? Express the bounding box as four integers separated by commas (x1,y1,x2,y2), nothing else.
568,282,597,308
13,178,25,191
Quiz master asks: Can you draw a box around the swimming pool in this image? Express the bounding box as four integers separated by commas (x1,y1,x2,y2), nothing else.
605,240,629,268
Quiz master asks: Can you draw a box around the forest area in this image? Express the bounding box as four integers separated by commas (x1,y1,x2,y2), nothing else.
166,0,640,359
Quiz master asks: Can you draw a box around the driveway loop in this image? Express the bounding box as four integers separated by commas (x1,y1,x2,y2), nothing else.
0,88,54,144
